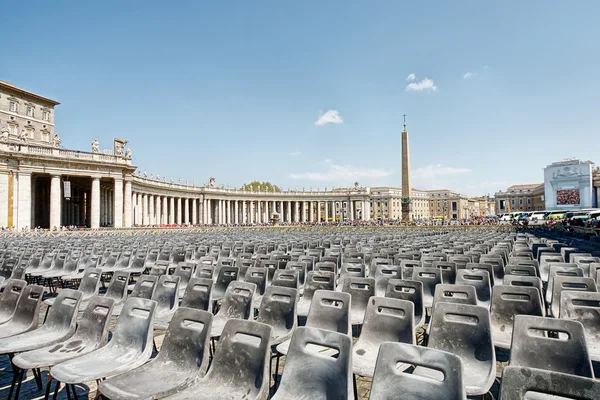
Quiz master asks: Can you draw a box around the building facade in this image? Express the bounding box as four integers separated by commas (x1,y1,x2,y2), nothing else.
495,184,545,214
543,158,597,210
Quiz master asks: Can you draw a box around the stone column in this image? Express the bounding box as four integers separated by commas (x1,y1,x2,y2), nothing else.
309,201,314,222
141,193,148,226
249,201,254,224
49,175,61,229
155,196,161,226
176,197,182,225
325,201,329,222
234,200,239,224
162,196,168,225
332,201,337,222
294,201,299,222
123,180,132,227
113,179,123,228
226,200,231,224
90,177,100,229
184,198,189,224
148,194,153,225
192,198,197,225
169,197,175,224
286,201,291,223
16,172,31,230
316,201,321,222
256,201,261,224
207,199,212,224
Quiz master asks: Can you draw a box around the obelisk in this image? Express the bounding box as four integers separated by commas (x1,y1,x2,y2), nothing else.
401,114,412,221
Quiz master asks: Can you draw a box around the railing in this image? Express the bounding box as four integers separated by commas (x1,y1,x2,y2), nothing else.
1,142,131,165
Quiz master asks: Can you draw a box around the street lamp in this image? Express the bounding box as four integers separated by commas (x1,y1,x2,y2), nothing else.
442,199,448,226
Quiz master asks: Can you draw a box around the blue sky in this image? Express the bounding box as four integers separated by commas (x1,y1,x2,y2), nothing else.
3,1,599,196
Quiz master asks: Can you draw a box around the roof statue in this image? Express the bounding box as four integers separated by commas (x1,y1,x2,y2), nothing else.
53,133,62,148
91,139,100,153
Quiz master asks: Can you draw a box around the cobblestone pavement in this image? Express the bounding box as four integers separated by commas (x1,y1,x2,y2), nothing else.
0,291,510,399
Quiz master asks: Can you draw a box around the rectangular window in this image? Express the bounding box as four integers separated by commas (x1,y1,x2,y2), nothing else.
9,101,17,112
26,105,34,117
527,198,532,205
519,199,523,205
42,111,50,121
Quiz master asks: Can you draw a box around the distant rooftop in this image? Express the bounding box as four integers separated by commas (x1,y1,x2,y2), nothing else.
0,80,60,106
507,183,543,190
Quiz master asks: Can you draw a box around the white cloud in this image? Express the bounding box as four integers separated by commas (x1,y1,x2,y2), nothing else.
406,73,416,81
289,160,392,182
289,151,302,156
412,164,471,179
463,72,475,79
405,78,438,92
315,110,343,126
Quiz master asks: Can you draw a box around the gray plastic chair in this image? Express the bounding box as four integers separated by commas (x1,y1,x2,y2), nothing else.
272,327,352,400
504,264,538,277
500,366,600,400
103,270,131,308
431,284,478,318
411,267,441,309
210,281,256,338
272,269,299,289
385,279,425,328
342,277,375,325
276,290,351,356
244,267,268,309
369,342,466,400
12,295,114,397
466,262,496,286
164,319,272,400
173,263,193,298
479,255,505,285
256,286,298,345
455,269,491,308
212,265,239,302
181,277,213,313
297,271,336,317
550,276,597,317
352,297,415,378
50,297,158,384
99,308,213,400
503,274,543,300
0,279,27,325
372,265,401,297
338,263,366,289
546,264,584,304
46,267,101,310
286,261,307,287
490,285,544,349
432,261,457,284
509,314,593,377
153,275,181,330
195,264,214,280
0,289,81,354
113,274,157,316
539,254,565,282
428,302,495,396
560,291,600,362
0,284,44,339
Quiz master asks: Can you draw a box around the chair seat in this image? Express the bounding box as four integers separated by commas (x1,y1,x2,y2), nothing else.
0,325,75,354
13,336,104,370
51,347,151,384
352,342,410,378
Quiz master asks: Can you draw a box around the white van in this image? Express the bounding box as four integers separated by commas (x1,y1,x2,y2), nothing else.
529,212,547,224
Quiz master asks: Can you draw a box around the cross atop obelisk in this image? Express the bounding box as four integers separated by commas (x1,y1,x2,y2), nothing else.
401,113,412,222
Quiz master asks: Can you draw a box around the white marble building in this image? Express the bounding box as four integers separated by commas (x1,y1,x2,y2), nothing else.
543,158,597,210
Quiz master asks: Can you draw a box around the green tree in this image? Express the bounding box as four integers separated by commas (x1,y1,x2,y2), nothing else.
241,181,281,192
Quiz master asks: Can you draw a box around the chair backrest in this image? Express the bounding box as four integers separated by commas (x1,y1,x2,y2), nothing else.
551,276,597,317
105,271,131,301
385,279,425,327
218,281,256,320
286,261,307,285
195,265,214,280
360,297,415,344
370,342,465,400
432,284,478,316
244,267,268,296
500,366,600,400
490,285,544,348
540,254,566,281
207,320,272,400
213,266,240,295
155,308,212,373
272,269,299,289
560,290,600,353
0,279,27,320
432,261,457,284
428,302,495,389
257,286,298,339
12,284,45,328
152,275,180,315
373,265,401,297
181,278,213,312
315,261,337,275
341,277,375,324
455,269,491,307
306,290,351,335
466,263,496,286
303,271,336,302
46,288,83,330
504,264,538,277
75,295,115,346
78,268,102,297
273,327,352,400
411,267,442,308
131,275,159,299
173,263,193,287
547,265,584,303
298,255,315,271
510,315,593,377
111,298,157,356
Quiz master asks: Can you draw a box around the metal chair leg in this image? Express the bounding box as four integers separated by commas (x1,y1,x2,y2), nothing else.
44,374,54,400
353,373,359,400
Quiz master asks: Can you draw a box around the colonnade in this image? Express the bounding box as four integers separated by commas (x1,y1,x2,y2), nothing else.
128,195,372,226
